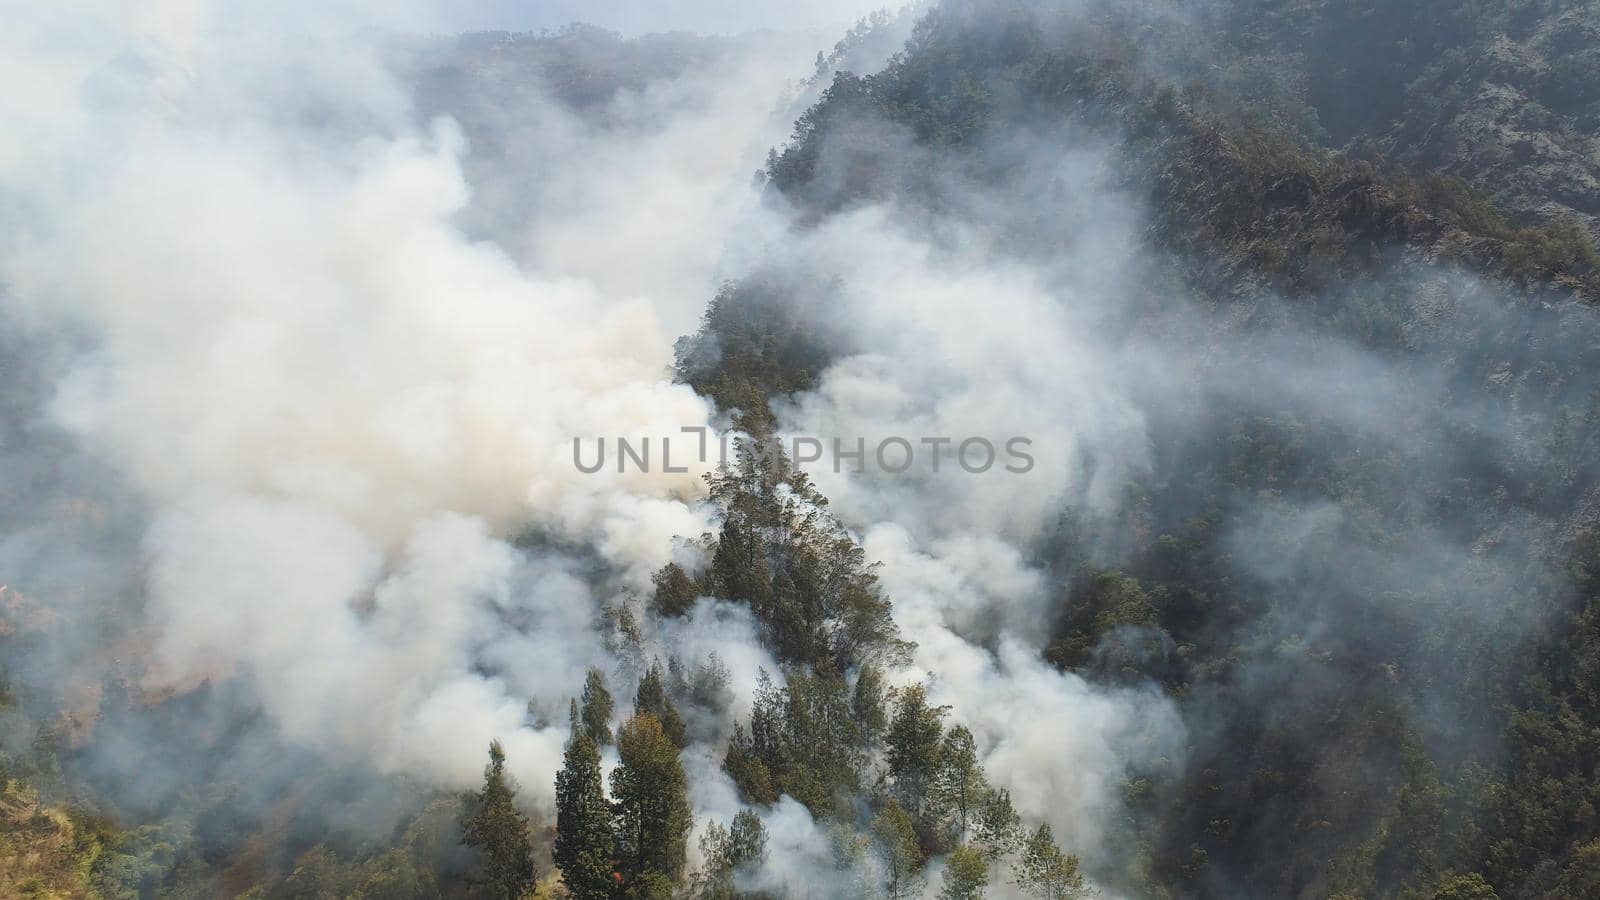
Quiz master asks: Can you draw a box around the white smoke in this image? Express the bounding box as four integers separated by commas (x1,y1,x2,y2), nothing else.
0,0,820,804
763,147,1188,879
2,0,1182,892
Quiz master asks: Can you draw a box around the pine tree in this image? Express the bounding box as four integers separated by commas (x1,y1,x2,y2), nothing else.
932,725,987,843
582,667,616,745
461,740,537,900
872,800,923,900
700,437,907,671
651,562,700,617
612,714,693,896
1016,824,1088,900
635,663,688,749
784,669,867,805
973,789,1022,861
886,684,947,821
555,722,617,899
940,845,989,900
695,820,736,900
726,810,768,875
723,721,779,805
852,665,888,747
693,809,768,899
707,510,774,618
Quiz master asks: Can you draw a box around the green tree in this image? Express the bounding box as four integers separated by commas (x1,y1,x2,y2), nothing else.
783,669,867,810
1016,824,1088,900
872,800,924,900
886,684,947,820
582,667,616,746
719,668,872,817
635,663,688,749
707,509,775,618
725,811,768,875
723,721,779,805
555,722,617,900
1551,841,1600,899
973,789,1022,861
852,665,888,746
933,726,986,843
652,562,700,617
1430,873,1498,900
694,809,769,899
613,714,693,895
940,845,989,900
698,437,908,671
461,741,537,900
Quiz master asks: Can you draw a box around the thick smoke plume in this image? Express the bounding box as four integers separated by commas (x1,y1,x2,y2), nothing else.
0,2,1184,891
10,2,1590,898
0,1,797,808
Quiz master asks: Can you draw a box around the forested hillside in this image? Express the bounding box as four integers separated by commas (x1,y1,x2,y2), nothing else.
6,2,1600,899
745,2,1600,896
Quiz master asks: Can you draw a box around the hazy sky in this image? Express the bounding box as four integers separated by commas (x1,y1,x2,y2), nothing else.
457,0,898,35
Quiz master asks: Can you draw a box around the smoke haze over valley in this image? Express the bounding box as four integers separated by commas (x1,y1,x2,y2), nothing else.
6,2,1600,899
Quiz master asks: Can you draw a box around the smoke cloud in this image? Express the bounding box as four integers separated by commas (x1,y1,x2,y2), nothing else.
0,0,821,811
10,2,1588,897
